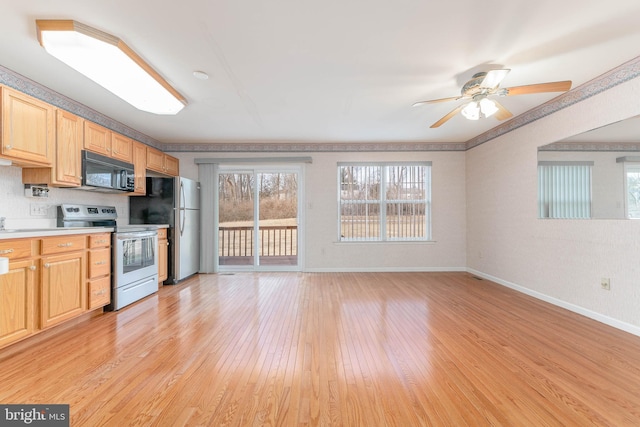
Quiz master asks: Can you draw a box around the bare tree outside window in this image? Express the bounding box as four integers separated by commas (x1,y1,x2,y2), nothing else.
339,163,431,241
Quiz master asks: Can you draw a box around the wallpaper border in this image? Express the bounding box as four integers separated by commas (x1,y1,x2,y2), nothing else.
2,54,639,153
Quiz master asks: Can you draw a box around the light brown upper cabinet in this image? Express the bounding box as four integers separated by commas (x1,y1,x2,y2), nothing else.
110,132,133,162
54,110,83,185
132,141,147,195
83,121,111,156
147,146,179,176
1,85,54,166
84,121,133,163
23,109,83,187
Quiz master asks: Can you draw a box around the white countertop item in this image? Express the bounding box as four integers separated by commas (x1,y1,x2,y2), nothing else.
0,257,8,275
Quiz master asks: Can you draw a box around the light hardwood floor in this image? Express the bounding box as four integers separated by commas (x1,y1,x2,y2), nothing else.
1,272,640,426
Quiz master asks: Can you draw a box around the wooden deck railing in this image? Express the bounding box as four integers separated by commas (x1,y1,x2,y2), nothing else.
219,225,297,257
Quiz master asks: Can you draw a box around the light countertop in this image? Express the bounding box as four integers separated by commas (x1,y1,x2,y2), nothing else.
0,227,115,240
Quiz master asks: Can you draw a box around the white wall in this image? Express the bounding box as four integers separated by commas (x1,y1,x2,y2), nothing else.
172,150,467,271
0,165,130,228
466,77,640,333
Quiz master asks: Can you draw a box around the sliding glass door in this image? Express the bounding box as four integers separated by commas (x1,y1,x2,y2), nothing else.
218,166,301,271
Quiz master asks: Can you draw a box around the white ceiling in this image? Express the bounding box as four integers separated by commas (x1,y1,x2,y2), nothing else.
1,0,640,146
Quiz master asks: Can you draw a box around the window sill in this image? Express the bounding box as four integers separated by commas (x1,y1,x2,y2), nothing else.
335,240,437,245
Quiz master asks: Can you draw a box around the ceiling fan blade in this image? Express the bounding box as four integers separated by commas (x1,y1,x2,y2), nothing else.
430,105,463,128
505,80,572,96
492,100,513,121
413,96,462,107
480,69,510,89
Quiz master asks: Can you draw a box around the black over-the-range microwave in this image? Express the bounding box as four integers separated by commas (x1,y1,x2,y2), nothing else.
80,150,135,193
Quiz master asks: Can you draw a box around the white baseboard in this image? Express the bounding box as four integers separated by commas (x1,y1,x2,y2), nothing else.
467,268,640,338
304,266,467,273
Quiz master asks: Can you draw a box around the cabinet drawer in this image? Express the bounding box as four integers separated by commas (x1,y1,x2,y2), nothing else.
41,235,86,255
0,239,33,260
88,248,111,278
89,276,111,309
88,233,111,249
157,228,167,239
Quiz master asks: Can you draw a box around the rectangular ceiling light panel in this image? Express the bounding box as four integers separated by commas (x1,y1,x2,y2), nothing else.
36,20,187,115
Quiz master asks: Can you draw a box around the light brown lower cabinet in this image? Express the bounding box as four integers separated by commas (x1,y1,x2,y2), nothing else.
0,232,111,349
40,251,87,329
0,258,36,349
158,228,168,285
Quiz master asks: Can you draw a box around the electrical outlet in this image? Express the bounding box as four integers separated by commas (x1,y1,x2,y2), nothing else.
601,278,611,290
30,203,49,217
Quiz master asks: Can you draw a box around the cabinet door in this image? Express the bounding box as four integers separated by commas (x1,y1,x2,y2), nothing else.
1,86,54,166
132,141,147,195
55,109,83,185
88,247,110,279
41,235,86,255
111,133,132,162
83,121,111,156
146,146,164,173
88,276,110,309
0,239,33,260
158,237,168,284
0,259,35,349
164,154,179,176
41,251,87,329
88,233,111,249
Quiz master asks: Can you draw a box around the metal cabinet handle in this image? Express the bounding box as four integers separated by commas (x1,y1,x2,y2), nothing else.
5,144,12,150
95,261,106,265
29,265,36,271
57,242,73,247
0,249,14,254
44,263,50,268
95,240,107,244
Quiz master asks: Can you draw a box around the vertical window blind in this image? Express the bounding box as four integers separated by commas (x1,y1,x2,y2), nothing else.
538,161,593,219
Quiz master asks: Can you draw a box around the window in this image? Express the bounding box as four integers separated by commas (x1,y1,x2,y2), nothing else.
625,164,640,218
338,162,431,241
538,161,593,219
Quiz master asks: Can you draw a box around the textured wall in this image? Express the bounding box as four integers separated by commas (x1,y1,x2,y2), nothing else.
466,77,640,333
175,150,467,272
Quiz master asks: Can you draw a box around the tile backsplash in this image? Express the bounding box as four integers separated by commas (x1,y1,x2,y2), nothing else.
0,165,129,229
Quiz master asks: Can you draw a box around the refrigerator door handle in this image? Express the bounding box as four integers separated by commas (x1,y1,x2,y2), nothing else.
180,180,186,210
180,180,186,236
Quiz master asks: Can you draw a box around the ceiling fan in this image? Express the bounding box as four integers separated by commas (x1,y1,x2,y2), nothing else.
413,69,572,128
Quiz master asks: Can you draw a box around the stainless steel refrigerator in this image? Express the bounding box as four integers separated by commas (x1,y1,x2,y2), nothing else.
129,177,200,283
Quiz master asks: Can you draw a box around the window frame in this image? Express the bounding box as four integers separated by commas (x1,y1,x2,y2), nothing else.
337,162,432,242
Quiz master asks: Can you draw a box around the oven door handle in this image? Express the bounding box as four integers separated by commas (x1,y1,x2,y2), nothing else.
116,231,158,240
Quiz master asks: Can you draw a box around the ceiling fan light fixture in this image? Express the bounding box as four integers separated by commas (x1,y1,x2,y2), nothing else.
479,98,499,117
36,20,187,115
461,101,480,120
